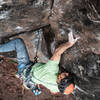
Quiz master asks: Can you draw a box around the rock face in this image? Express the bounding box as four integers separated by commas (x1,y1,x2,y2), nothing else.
0,57,75,100
0,0,100,100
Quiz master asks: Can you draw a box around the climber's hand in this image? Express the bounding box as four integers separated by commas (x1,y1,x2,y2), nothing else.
68,30,80,47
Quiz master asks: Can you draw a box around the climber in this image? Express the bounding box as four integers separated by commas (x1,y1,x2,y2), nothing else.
0,30,80,95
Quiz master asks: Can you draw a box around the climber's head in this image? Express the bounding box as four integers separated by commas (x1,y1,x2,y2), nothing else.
57,73,75,95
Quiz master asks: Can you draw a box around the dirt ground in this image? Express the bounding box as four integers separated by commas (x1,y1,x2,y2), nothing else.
0,57,75,100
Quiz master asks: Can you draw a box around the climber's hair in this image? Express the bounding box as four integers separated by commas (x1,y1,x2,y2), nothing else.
58,74,75,94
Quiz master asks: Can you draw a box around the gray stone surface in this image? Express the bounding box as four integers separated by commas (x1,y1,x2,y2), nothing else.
0,0,100,100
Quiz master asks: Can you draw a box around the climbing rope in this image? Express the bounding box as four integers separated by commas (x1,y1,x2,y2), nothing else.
33,29,41,63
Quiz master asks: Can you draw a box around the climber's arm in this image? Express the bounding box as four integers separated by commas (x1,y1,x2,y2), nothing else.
50,31,80,61
50,42,74,61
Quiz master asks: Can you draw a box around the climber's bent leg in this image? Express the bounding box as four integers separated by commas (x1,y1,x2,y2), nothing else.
0,38,30,70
